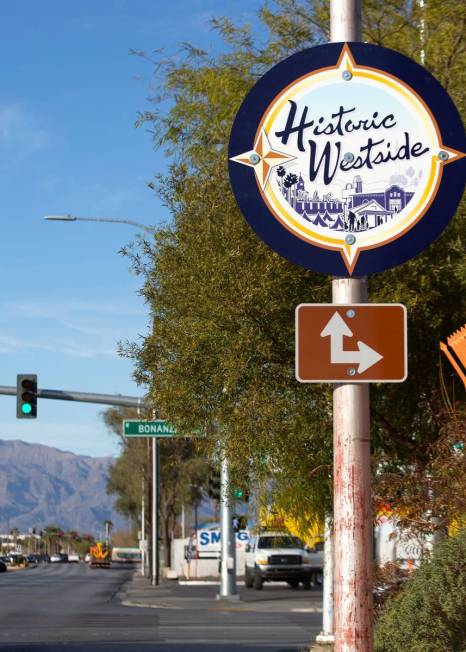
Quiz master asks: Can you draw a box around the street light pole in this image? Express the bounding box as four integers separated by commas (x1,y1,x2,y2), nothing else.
45,210,159,585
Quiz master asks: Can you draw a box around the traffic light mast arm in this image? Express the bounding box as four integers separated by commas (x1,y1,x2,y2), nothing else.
1,385,147,409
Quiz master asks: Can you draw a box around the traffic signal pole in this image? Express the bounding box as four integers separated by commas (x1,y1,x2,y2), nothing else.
0,384,146,409
217,454,237,600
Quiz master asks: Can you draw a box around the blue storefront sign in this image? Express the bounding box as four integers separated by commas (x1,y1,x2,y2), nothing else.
229,42,465,276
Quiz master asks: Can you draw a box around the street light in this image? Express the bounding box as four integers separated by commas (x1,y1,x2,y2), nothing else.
44,214,154,234
45,210,155,582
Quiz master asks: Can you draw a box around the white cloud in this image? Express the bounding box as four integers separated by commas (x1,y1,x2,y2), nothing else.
2,299,145,319
0,299,148,358
0,104,49,155
0,334,117,358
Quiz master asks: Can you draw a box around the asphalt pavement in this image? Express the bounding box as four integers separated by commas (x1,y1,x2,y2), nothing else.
0,563,323,652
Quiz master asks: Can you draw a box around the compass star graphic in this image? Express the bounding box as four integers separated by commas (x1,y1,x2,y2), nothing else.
229,128,296,191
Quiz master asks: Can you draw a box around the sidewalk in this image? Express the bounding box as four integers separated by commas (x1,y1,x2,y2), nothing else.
117,572,324,614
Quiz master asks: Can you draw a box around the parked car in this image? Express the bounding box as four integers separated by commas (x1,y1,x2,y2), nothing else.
84,553,91,563
50,553,68,563
0,560,7,573
244,531,315,590
68,553,80,563
4,554,28,568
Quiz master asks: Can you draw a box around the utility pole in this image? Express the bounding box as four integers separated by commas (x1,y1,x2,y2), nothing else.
217,454,237,600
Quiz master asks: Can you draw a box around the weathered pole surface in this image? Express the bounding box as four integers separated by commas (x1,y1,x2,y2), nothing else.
332,278,373,652
330,4,373,648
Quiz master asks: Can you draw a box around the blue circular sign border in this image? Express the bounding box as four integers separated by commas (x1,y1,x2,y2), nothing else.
228,42,466,276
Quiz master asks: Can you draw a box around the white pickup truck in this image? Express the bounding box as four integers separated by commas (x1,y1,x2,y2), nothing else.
244,531,323,590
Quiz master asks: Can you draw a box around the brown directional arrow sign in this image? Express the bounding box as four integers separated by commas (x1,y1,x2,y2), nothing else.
295,304,407,383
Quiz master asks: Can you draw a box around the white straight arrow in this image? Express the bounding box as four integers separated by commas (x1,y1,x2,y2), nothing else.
320,312,383,374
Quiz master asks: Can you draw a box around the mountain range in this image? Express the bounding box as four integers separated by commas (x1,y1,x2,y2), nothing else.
0,439,129,536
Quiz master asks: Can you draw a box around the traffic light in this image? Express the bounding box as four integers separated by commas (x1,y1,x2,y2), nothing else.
233,487,249,502
207,476,221,500
16,374,38,419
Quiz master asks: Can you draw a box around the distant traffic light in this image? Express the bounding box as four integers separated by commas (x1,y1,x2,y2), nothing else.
16,374,38,419
207,476,221,500
233,487,249,502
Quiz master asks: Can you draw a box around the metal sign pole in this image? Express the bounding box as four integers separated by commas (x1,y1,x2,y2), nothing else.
333,278,372,652
218,453,237,599
317,515,335,644
329,4,373,650
141,479,145,577
151,437,159,586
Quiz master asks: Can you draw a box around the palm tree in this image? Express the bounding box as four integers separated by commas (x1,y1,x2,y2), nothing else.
104,520,113,547
10,528,20,552
284,173,298,188
43,525,61,555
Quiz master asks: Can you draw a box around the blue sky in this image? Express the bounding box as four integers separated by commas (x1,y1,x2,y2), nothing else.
0,0,262,458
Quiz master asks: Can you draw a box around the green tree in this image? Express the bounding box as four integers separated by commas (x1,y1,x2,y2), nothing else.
122,0,465,533
374,529,466,652
103,407,211,565
42,525,62,555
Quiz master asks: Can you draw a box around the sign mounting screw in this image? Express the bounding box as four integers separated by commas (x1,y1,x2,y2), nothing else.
346,309,355,318
345,234,356,245
342,70,352,81
438,150,449,161
347,368,356,377
249,153,261,165
343,152,354,162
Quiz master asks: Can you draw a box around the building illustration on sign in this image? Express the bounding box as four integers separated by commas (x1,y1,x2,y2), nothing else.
277,169,415,232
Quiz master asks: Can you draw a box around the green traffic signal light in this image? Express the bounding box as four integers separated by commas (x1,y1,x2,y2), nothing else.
16,374,38,419
233,488,244,499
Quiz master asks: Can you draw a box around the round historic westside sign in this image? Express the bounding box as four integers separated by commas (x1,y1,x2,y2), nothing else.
229,43,466,276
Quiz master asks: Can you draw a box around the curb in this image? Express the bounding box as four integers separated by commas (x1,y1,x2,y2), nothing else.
178,580,246,586
122,599,183,610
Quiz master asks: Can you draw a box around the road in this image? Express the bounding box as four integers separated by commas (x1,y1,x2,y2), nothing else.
0,563,322,651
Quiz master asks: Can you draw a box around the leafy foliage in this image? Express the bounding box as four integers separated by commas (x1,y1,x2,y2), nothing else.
121,0,465,533
374,529,466,652
104,407,211,562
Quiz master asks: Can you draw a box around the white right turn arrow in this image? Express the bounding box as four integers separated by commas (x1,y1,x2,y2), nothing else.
320,312,383,374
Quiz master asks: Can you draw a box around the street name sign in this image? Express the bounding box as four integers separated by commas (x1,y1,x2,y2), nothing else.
296,304,407,383
123,420,177,437
229,42,465,276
